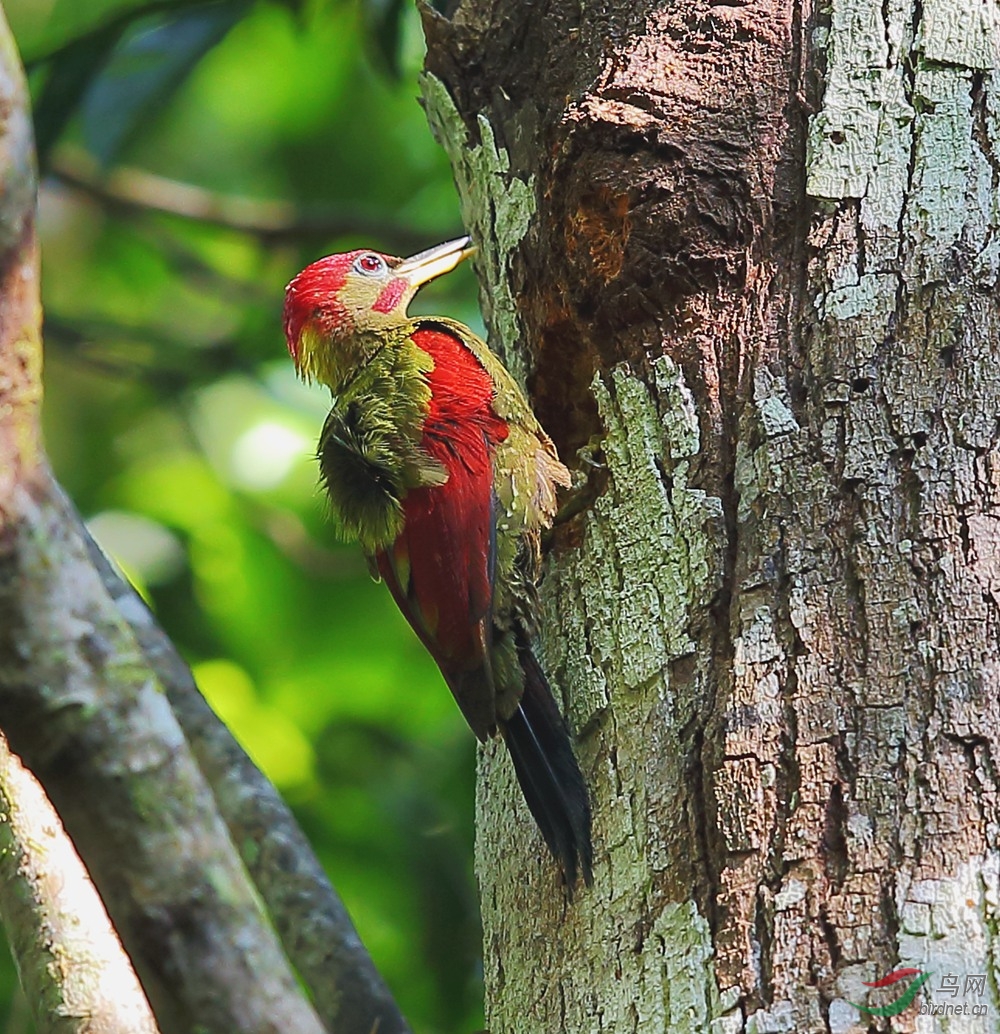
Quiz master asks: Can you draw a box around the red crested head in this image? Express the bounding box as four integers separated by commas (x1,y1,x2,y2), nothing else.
282,238,475,385
283,252,361,365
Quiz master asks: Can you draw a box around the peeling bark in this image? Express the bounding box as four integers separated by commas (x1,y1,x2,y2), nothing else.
424,0,1000,1030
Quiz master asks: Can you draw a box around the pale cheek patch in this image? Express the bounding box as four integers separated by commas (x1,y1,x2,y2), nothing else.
372,277,408,313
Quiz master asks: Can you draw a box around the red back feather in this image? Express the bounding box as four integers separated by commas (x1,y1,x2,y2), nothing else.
377,326,509,709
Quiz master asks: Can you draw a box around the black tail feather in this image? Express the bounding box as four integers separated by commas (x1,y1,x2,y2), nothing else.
501,647,593,890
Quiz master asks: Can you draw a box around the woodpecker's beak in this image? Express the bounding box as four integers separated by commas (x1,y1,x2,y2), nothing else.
395,236,475,287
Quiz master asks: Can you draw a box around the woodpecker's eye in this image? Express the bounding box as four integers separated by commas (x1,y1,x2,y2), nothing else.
354,253,386,276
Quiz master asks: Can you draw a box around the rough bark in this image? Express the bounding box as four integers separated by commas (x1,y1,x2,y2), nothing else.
423,0,1000,1031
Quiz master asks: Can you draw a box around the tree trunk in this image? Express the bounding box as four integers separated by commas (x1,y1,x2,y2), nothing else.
422,0,1000,1030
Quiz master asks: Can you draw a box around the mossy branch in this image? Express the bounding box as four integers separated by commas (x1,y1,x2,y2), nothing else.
84,527,413,1034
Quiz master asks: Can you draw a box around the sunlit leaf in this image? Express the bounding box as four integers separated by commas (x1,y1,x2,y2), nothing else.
194,658,316,788
87,509,186,584
10,0,168,61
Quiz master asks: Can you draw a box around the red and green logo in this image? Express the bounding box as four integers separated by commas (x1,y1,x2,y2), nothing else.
850,968,931,1017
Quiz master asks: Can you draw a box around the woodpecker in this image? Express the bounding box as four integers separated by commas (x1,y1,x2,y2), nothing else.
283,237,592,888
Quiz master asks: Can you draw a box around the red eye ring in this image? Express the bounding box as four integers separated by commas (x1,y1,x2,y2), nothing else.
354,253,386,276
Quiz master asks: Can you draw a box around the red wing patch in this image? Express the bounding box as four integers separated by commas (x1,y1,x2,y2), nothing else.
377,325,510,728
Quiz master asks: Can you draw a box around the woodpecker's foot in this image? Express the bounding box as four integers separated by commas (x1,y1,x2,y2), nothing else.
542,436,607,546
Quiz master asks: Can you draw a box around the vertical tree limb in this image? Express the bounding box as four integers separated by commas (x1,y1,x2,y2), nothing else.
0,3,414,1028
0,473,331,1034
0,735,158,1034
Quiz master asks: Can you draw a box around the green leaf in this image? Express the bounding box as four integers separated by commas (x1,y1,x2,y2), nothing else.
31,22,124,169
360,0,408,79
82,2,251,166
15,0,206,64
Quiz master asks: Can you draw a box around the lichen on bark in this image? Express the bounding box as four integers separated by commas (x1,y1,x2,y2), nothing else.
420,71,536,384
476,355,727,1031
0,736,158,1034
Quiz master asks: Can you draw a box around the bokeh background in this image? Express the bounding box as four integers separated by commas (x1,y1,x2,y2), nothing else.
4,1,485,1031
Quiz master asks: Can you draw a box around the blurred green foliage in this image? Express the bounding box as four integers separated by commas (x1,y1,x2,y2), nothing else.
4,1,485,1030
